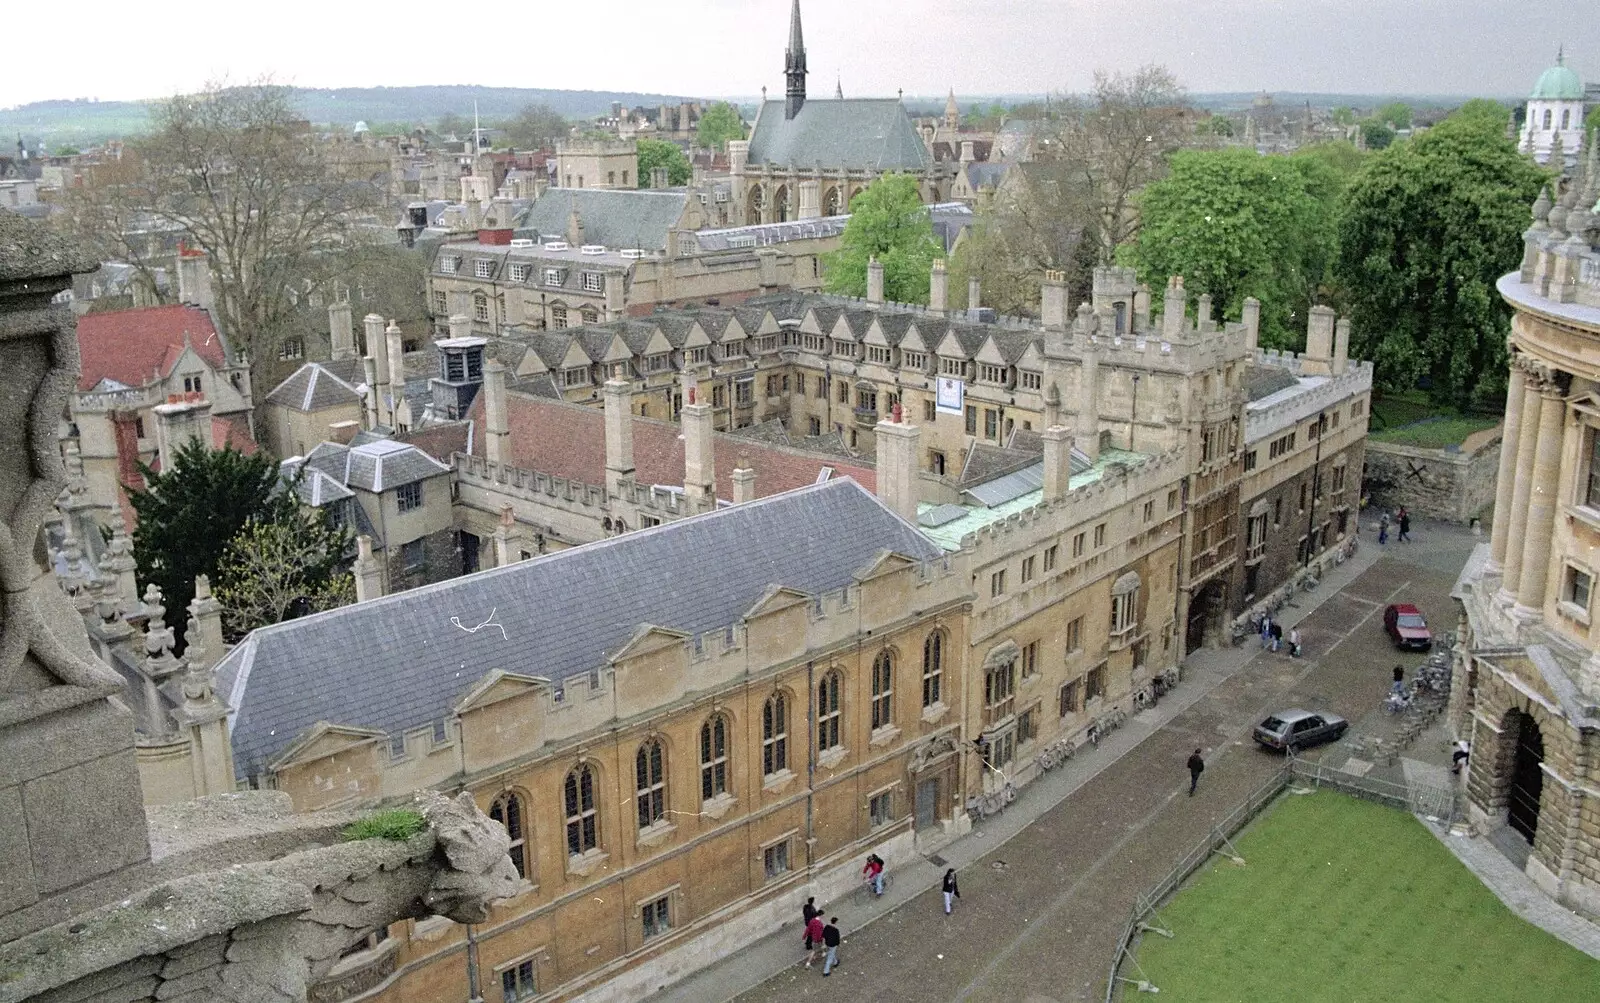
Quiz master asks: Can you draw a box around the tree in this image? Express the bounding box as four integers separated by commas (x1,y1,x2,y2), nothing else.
636,138,691,187
1589,104,1600,135
1121,146,1347,348
59,80,385,390
696,102,745,151
1375,102,1413,130
504,102,567,150
129,439,295,647
1335,105,1545,408
824,173,942,303
213,511,353,641
1361,120,1395,150
436,112,467,138
1331,107,1357,127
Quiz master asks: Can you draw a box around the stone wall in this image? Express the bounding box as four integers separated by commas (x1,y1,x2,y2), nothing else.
1363,425,1502,524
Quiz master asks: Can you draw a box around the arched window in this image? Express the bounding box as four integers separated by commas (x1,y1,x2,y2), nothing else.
700,716,729,800
1561,109,1571,129
636,740,666,829
762,693,788,776
922,631,944,708
1543,108,1552,129
871,651,895,729
489,791,528,879
473,292,489,322
1111,571,1141,635
817,672,842,751
563,763,598,856
824,187,842,216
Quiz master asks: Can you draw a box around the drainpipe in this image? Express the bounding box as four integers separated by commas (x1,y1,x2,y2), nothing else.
805,658,816,874
1304,411,1325,569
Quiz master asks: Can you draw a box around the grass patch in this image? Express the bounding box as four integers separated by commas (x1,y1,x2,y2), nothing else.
341,808,426,842
1132,792,1600,1002
1369,415,1498,449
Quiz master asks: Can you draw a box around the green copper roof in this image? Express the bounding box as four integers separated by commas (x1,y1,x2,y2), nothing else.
1531,62,1584,100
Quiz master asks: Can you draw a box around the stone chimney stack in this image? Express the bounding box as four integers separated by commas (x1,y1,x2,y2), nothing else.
1196,293,1214,333
354,535,385,602
449,313,472,341
682,384,717,511
650,166,670,190
1075,304,1101,461
732,456,757,504
175,248,213,311
960,140,976,163
329,298,355,361
483,359,510,466
968,275,981,314
1042,425,1074,502
866,255,885,304
603,365,635,497
1241,297,1261,352
928,259,948,315
1134,284,1152,328
361,355,380,429
364,311,389,397
1161,275,1187,339
728,139,749,176
874,404,921,523
1333,317,1351,376
1040,269,1069,330
152,398,213,471
1303,304,1336,375
385,320,407,430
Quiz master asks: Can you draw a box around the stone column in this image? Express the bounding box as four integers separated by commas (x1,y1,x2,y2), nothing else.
1040,270,1068,330
1514,383,1568,616
866,256,884,305
1498,372,1544,604
928,259,948,316
1486,362,1527,572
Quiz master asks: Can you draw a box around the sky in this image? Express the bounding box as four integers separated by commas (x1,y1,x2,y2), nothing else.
4,0,1597,107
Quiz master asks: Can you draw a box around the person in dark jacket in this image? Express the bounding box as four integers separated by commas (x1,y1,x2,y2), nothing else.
1397,507,1411,543
1187,749,1205,796
802,896,818,925
942,868,960,915
822,917,842,975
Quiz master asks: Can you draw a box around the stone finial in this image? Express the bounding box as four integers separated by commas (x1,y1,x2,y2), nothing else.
1531,186,1552,226
142,584,179,666
180,623,213,707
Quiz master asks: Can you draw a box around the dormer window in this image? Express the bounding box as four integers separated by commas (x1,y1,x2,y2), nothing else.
440,256,460,274
473,259,494,278
940,357,965,377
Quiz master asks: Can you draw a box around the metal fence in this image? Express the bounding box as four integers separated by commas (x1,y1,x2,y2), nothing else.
1103,758,1463,1001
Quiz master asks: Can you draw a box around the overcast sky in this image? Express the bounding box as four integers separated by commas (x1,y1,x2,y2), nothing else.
5,0,1596,107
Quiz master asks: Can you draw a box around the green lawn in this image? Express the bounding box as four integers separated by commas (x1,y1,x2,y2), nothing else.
1132,792,1600,1002
1369,416,1499,449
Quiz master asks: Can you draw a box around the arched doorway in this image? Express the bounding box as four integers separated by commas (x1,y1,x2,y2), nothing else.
823,186,842,216
1507,710,1544,844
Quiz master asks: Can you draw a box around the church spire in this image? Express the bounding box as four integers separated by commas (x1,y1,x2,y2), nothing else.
785,0,808,120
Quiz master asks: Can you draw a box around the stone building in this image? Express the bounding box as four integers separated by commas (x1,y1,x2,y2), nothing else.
1519,50,1588,166
1453,148,1600,917
553,138,639,190
729,1,953,225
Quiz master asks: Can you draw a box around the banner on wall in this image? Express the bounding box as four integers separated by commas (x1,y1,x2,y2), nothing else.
935,377,965,415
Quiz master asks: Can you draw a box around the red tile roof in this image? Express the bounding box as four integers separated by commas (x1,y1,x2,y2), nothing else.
75,305,228,391
401,421,473,463
211,415,258,455
465,392,875,499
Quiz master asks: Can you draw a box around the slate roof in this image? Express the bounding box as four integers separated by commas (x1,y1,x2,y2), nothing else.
512,188,690,252
400,420,474,463
219,478,943,779
279,459,355,506
1246,364,1300,403
747,99,933,172
302,439,451,493
464,391,876,496
75,304,229,391
264,362,364,412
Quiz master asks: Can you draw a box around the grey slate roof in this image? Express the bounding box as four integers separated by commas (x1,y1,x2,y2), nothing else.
302,439,450,493
512,188,690,252
218,479,944,779
747,99,933,172
1247,364,1300,402
265,362,364,412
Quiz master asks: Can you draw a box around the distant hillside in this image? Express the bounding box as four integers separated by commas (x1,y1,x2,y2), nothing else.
0,85,699,145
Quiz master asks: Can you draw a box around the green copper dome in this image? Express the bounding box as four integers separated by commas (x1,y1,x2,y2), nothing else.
1531,59,1584,100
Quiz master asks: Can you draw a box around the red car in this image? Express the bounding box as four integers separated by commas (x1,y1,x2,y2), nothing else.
1384,603,1432,651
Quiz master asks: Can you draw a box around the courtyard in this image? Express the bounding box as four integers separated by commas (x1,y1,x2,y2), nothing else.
1132,791,1600,1001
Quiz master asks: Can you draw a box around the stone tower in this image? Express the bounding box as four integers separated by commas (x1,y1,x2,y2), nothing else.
785,0,807,120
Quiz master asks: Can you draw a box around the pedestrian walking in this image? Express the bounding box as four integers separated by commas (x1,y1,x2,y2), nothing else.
803,912,824,967
1392,664,1405,695
941,868,960,915
1270,621,1283,653
1451,741,1471,776
1379,511,1390,545
1288,627,1302,658
862,854,885,896
803,896,818,925
821,917,842,976
1187,748,1205,796
1398,507,1411,543
1260,613,1273,650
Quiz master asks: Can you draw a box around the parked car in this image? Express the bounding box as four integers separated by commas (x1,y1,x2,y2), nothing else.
1253,709,1349,753
1384,603,1433,650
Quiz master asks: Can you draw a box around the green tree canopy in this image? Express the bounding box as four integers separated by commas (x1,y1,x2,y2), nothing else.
1120,146,1345,348
1331,107,1357,127
214,510,353,642
1334,105,1546,408
1589,104,1600,135
636,138,691,187
695,102,745,151
1361,120,1395,150
1375,102,1413,130
504,102,567,150
823,173,942,304
129,441,296,646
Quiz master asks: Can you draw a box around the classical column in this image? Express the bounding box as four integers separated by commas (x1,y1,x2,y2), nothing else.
1514,381,1568,616
1486,359,1527,571
1497,371,1544,604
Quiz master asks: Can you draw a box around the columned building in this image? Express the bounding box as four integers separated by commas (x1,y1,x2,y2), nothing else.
1453,154,1600,916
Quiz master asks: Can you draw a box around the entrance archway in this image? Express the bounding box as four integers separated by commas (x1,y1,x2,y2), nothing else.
1186,579,1226,654
1507,710,1544,844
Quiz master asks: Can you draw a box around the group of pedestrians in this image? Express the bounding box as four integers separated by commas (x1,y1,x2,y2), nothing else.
1257,615,1302,657
1378,506,1412,546
798,862,963,976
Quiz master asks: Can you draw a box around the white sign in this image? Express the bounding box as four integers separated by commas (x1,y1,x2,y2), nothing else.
935,377,966,415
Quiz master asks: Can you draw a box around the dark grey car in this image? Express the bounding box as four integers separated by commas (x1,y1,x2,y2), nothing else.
1253,709,1348,753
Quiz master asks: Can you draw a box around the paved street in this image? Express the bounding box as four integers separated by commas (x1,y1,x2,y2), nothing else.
712,520,1479,1003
